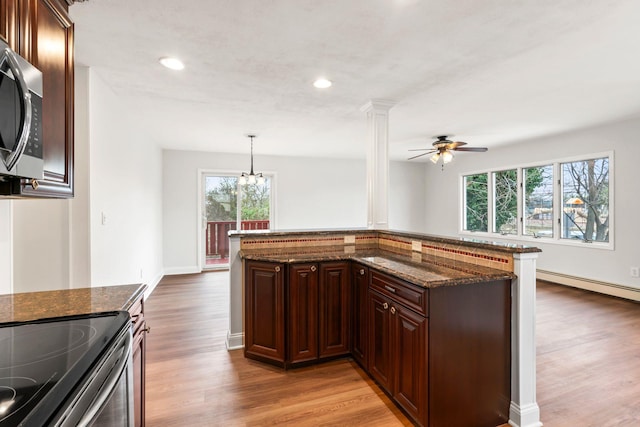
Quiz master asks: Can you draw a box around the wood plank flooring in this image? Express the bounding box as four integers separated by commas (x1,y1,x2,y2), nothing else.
144,272,640,426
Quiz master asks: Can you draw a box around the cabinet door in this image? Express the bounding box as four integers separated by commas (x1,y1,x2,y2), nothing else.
245,261,286,365
288,263,318,364
0,0,19,49
318,261,350,358
368,290,392,391
351,263,368,367
17,0,73,197
393,304,428,427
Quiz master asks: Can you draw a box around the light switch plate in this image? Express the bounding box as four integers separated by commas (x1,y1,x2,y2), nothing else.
412,240,422,252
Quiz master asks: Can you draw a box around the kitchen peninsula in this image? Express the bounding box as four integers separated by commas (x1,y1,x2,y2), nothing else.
228,229,542,427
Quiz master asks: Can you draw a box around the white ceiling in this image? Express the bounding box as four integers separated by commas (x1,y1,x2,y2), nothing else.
70,0,640,161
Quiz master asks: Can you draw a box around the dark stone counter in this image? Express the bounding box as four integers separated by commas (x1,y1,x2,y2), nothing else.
0,284,146,323
240,247,515,288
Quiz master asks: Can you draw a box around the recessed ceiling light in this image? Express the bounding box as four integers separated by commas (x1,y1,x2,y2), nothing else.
159,57,185,71
313,78,332,89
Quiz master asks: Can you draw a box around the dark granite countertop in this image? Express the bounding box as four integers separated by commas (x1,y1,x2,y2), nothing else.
230,228,541,254
240,247,515,288
0,284,146,324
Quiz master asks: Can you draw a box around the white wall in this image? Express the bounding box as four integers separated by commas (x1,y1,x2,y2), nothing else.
389,161,427,232
88,70,164,287
423,117,640,289
163,150,425,273
0,201,12,294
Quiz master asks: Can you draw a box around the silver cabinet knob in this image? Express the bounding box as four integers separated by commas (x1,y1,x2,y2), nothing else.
359,269,365,275
383,302,389,310
310,265,317,272
390,306,396,315
275,266,281,272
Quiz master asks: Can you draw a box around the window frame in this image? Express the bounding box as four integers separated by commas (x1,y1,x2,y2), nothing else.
459,150,614,250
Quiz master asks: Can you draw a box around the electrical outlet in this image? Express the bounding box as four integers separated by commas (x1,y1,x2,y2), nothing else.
412,240,422,252
344,235,356,244
631,267,640,278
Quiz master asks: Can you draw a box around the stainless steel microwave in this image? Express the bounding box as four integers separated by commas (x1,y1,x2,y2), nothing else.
0,38,43,181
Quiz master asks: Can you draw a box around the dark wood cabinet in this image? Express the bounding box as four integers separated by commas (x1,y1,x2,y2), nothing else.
369,287,428,426
0,0,74,197
244,258,511,427
244,260,286,366
318,262,350,358
128,295,147,427
288,263,318,364
350,263,368,367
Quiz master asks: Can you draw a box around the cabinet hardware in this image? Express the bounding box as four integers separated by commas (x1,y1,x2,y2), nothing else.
384,285,396,293
390,306,396,315
310,265,317,272
143,326,151,334
383,302,389,310
275,266,281,272
359,269,365,275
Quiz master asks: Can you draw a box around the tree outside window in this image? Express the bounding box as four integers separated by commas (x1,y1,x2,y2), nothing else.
561,157,609,242
523,165,553,237
464,173,488,232
493,169,518,234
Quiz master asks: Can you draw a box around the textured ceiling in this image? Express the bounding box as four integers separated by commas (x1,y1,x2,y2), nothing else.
70,0,640,160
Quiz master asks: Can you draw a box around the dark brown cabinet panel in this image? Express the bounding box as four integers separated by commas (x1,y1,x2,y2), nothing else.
350,263,368,367
368,290,392,391
318,262,350,358
288,263,318,364
128,295,147,427
0,0,74,197
428,280,511,427
244,260,286,366
394,303,427,425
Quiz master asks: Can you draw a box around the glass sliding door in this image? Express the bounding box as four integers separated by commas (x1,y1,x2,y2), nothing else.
204,176,238,269
202,174,272,270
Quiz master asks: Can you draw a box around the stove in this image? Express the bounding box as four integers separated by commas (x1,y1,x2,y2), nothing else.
0,311,132,426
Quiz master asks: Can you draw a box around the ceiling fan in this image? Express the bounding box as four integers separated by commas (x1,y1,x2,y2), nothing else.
408,136,488,165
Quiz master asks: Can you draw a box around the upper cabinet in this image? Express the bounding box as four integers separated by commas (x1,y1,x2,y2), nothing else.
0,0,74,197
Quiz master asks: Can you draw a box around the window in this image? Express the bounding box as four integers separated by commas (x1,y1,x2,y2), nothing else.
523,165,553,238
463,173,488,232
460,153,612,247
561,157,609,242
493,169,518,235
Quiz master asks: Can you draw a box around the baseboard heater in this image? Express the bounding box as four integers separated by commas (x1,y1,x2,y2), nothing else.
537,269,640,302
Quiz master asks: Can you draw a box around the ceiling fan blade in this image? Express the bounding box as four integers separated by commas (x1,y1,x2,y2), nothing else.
407,152,434,160
447,141,467,149
408,148,432,152
454,147,488,152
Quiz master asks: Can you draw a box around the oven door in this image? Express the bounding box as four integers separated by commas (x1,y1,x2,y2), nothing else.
53,324,135,427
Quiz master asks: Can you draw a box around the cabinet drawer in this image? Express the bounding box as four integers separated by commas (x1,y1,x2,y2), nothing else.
370,271,428,317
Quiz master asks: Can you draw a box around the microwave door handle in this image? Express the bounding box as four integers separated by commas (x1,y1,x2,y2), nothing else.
2,48,32,171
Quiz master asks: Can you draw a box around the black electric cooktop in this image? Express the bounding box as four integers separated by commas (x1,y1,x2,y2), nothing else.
0,312,130,427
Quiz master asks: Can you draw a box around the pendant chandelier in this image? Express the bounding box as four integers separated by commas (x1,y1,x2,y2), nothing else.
239,134,264,185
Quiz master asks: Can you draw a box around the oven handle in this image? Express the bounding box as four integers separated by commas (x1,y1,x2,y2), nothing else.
77,329,132,426
1,47,32,171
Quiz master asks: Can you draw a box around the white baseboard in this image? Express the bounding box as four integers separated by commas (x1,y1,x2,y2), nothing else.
509,402,543,427
537,270,640,302
163,266,200,276
226,331,244,350
143,270,164,300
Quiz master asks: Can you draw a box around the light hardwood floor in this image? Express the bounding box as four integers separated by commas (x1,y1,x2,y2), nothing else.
144,272,639,426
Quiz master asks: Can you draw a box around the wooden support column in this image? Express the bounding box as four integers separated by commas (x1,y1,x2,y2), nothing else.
361,100,395,230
